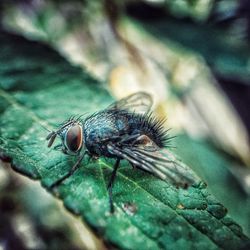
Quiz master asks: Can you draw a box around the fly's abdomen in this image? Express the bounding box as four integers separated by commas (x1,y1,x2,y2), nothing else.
126,112,168,148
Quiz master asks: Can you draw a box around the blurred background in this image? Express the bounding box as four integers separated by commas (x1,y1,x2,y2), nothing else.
0,0,250,249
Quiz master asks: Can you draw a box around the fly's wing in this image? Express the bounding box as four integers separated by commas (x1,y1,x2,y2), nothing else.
107,135,201,188
129,146,201,187
107,92,153,114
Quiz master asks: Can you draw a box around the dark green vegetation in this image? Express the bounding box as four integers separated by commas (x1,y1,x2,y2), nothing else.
0,31,249,249
134,17,250,84
126,2,250,84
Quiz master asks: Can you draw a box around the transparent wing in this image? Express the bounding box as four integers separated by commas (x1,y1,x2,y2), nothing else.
107,135,201,188
107,92,153,114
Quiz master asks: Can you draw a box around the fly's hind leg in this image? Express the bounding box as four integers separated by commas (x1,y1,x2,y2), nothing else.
107,158,120,213
50,152,85,189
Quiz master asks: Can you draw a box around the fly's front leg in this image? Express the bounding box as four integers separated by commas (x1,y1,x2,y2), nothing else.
85,151,99,165
50,152,86,189
107,158,120,213
130,163,136,169
53,144,63,151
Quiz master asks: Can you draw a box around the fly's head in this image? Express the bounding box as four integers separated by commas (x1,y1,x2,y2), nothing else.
46,117,84,155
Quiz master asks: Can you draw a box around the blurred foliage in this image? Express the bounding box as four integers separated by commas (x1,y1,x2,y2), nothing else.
126,3,250,83
0,0,250,249
0,162,103,250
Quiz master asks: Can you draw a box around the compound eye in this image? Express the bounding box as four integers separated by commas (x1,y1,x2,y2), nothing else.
65,124,83,152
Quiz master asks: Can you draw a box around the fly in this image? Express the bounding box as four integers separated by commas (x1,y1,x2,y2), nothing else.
46,92,197,213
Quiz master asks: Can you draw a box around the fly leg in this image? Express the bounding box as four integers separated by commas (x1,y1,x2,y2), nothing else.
130,162,136,169
50,152,85,189
107,158,120,213
53,144,63,151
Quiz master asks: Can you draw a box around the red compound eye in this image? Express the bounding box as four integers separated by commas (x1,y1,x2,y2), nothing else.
65,124,83,152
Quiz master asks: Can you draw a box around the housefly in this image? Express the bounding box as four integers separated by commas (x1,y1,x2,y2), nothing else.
46,92,198,213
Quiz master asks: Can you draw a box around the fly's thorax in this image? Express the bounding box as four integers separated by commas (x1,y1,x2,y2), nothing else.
83,111,123,156
84,111,118,138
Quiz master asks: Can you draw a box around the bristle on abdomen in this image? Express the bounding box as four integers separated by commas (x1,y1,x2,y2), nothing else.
128,112,171,148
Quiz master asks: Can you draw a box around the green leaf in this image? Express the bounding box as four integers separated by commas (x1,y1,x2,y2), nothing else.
174,134,250,237
0,30,249,250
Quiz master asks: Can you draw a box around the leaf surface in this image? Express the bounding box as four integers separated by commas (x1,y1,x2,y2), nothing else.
0,31,249,250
